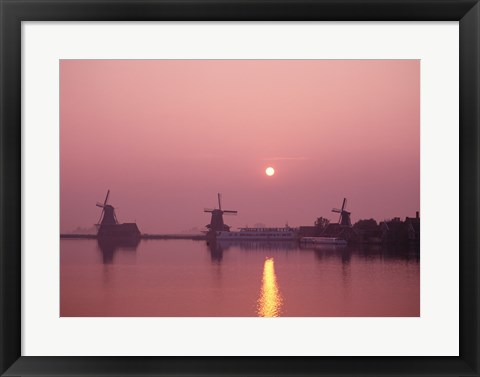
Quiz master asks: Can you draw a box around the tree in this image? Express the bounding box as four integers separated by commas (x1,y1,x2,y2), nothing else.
314,217,330,232
353,218,378,231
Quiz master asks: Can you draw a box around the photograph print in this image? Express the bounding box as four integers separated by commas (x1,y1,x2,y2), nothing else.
60,60,420,317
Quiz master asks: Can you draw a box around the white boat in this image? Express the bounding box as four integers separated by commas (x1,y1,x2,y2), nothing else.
300,237,347,245
215,226,298,240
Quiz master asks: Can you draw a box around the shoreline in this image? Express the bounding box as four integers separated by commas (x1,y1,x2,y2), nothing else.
60,234,207,240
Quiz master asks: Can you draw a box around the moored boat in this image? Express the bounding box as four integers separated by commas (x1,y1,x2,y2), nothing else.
300,236,347,245
215,226,298,241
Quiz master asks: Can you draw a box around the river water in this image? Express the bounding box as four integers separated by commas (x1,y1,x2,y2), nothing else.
60,239,420,317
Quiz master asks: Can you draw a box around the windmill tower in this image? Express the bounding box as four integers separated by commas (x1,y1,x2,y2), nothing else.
204,193,237,232
96,190,118,227
332,198,352,227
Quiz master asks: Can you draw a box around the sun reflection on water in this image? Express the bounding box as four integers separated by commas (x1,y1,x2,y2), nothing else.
257,257,283,317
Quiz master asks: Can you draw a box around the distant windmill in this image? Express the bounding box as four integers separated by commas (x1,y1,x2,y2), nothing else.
204,193,237,232
94,190,141,239
332,198,352,227
96,189,118,226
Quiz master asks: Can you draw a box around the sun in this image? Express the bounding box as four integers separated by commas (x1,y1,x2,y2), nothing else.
265,167,275,176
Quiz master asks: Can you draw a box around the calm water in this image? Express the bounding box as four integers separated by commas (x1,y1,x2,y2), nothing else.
60,239,420,317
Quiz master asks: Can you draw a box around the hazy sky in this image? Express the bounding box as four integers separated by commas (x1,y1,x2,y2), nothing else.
60,60,419,234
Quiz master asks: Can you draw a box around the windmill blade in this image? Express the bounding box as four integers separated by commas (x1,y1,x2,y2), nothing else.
96,202,104,208
204,208,215,212
338,214,342,223
223,210,237,214
224,211,237,216
218,193,222,211
103,190,110,207
97,208,104,225
341,198,347,211
332,208,341,213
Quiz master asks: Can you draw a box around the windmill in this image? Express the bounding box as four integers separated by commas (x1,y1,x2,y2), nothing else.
94,190,141,239
332,198,352,227
96,190,118,226
204,193,237,232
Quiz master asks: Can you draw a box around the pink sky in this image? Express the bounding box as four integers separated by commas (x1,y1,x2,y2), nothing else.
60,60,419,234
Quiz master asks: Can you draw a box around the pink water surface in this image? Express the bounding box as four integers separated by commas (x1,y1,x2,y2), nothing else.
60,239,419,317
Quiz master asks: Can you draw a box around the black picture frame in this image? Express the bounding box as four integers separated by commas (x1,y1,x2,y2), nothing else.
1,1,479,376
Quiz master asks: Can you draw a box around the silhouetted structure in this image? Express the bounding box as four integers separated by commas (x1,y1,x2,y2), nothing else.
298,217,330,237
332,198,352,226
96,190,141,240
204,193,237,232
381,217,409,245
405,211,421,243
353,219,383,244
344,213,421,245
297,226,319,237
322,198,357,241
380,212,420,246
